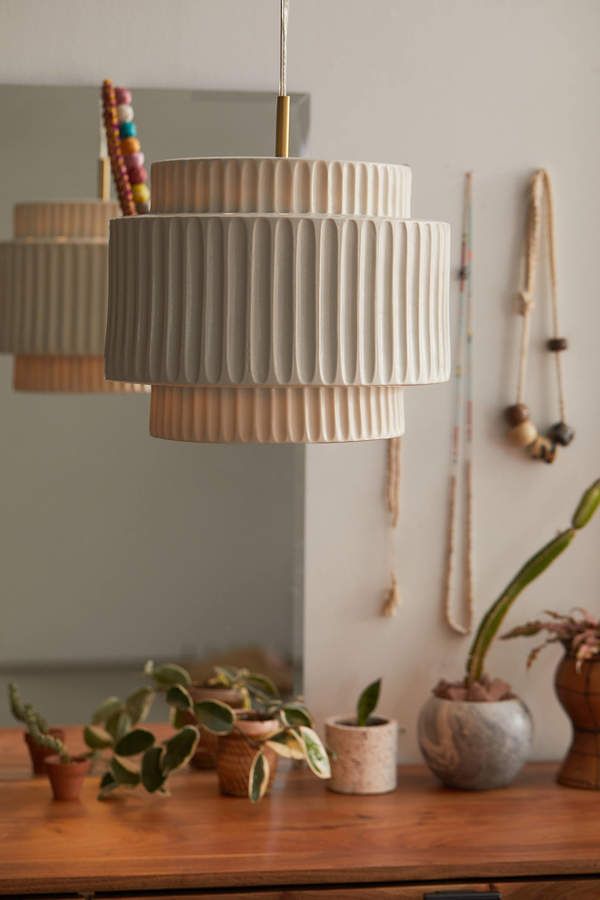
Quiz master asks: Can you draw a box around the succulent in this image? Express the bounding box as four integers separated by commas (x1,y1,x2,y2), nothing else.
502,608,600,671
23,707,71,763
465,478,600,685
356,679,382,727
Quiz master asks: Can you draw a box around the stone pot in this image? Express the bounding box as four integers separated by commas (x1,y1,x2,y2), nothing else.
555,653,600,789
187,684,245,770
325,716,398,795
24,728,66,776
45,755,90,801
417,694,533,790
216,715,279,798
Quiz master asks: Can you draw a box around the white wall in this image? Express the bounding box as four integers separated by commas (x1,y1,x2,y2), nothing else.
0,0,599,760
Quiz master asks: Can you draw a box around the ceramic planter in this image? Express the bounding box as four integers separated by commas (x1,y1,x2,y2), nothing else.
417,695,533,790
45,755,90,801
24,728,66,776
555,654,600,789
325,716,398,794
216,716,279,798
187,684,245,770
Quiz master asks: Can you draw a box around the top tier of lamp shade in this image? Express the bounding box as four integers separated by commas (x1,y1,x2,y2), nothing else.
105,158,451,442
0,200,147,393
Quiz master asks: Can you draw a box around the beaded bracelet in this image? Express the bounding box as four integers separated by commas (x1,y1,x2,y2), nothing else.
114,86,151,214
102,80,136,216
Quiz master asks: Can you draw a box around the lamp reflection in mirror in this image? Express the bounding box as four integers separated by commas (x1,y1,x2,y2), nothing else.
0,200,147,394
105,157,451,443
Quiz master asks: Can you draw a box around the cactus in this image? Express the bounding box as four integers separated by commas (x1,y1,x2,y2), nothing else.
8,683,48,733
466,479,600,685
23,705,70,763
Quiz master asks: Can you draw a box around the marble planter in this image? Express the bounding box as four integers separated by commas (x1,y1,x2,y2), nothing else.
325,716,398,794
417,695,533,790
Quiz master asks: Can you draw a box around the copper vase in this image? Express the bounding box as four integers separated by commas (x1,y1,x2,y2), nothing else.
555,654,600,789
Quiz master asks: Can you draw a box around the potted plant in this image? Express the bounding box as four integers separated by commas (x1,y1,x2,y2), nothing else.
163,677,330,802
19,707,91,801
7,683,66,776
502,608,600,789
418,478,600,790
325,679,398,794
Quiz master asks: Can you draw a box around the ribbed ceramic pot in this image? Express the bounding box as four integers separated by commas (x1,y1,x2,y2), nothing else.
325,716,398,794
45,755,90,801
417,695,533,790
216,716,279,798
187,684,245,770
24,728,66,776
555,654,600,789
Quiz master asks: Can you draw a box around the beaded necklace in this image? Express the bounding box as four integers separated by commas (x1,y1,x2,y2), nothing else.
504,170,573,462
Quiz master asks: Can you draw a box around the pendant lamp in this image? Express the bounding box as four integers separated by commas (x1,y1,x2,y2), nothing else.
0,123,147,394
104,2,451,441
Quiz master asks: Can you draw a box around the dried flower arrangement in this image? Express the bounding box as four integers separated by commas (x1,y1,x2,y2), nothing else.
503,608,600,670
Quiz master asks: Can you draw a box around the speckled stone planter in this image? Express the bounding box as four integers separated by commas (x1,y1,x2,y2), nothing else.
325,716,398,794
417,695,533,790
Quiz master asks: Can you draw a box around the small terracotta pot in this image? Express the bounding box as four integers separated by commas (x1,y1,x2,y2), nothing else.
325,716,398,795
186,684,245,770
417,694,533,790
45,755,91,801
216,716,279,798
24,728,66,776
555,654,600,789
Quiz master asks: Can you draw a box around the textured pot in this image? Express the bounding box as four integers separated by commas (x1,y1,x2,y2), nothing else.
325,716,398,795
24,728,66,776
555,654,600,789
216,717,279,798
45,755,90,801
187,684,245,770
417,695,533,790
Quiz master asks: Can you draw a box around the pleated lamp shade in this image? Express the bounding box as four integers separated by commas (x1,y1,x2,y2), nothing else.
105,158,450,441
0,200,147,393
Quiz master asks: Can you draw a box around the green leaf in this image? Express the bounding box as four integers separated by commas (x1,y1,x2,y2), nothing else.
162,725,199,772
246,673,280,699
281,704,313,728
356,679,381,727
125,687,154,725
147,662,191,688
98,770,119,799
466,528,576,683
83,724,114,750
266,729,305,761
299,726,331,779
194,699,235,735
572,479,600,529
114,728,155,757
248,750,270,803
141,745,166,793
105,710,132,742
170,707,191,730
212,665,240,685
92,696,123,725
110,756,141,786
165,684,193,711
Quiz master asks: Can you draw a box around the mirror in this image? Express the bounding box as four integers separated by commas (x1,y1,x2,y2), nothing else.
0,85,310,725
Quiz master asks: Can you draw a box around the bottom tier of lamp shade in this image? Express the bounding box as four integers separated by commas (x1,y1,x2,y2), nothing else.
13,355,149,394
149,384,405,444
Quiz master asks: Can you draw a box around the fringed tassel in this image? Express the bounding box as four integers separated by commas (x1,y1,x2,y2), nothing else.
381,437,402,617
381,572,401,618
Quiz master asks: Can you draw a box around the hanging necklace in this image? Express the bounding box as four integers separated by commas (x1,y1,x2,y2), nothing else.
442,173,474,635
504,169,574,462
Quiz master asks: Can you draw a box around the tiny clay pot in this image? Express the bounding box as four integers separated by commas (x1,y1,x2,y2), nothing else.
186,684,245,770
24,728,66,776
325,716,398,795
45,755,91,801
216,715,279,798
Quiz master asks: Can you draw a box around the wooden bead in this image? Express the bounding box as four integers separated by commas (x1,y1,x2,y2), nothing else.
505,403,529,426
121,137,141,155
119,121,137,139
547,337,568,352
117,103,134,123
507,419,538,448
132,183,150,204
530,435,557,464
548,421,575,447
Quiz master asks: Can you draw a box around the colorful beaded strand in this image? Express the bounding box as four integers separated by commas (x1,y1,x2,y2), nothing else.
101,80,136,216
115,86,151,214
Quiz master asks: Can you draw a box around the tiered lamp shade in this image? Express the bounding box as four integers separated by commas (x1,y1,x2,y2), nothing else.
0,200,147,393
105,158,450,442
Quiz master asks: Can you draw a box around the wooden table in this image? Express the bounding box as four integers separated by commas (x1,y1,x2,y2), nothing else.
0,726,599,898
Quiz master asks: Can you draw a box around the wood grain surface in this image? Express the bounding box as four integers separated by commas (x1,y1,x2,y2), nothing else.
0,727,598,896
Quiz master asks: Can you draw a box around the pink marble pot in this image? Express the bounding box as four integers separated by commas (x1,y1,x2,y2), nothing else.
325,716,398,795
